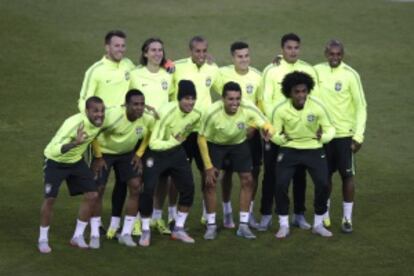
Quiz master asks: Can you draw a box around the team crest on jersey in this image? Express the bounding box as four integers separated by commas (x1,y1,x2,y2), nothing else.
45,183,52,195
125,71,130,81
246,84,254,94
307,114,316,122
136,127,143,136
205,77,212,87
277,153,284,162
161,80,168,90
334,81,342,92
237,122,245,129
146,158,154,168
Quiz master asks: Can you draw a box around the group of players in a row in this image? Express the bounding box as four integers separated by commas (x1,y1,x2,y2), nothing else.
37,30,367,253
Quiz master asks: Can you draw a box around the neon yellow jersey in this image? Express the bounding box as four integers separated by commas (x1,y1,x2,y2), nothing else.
314,62,367,143
261,58,319,118
172,58,219,112
149,102,202,151
129,66,173,110
270,96,335,149
44,114,103,163
212,65,262,106
78,56,135,112
97,106,156,155
200,100,268,145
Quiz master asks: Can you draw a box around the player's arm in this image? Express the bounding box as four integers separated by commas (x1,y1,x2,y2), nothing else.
90,138,108,178
197,134,218,186
350,73,367,147
318,105,336,144
78,69,98,112
61,123,88,153
149,118,181,150
211,71,223,96
261,66,275,118
270,107,289,145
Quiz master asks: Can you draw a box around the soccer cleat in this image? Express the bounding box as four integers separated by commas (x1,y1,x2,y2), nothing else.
106,227,119,239
292,214,311,230
257,215,272,232
89,236,100,249
118,234,137,247
171,227,195,243
223,213,235,229
38,240,52,254
341,218,353,233
139,230,151,247
323,217,332,228
236,224,256,239
203,224,218,240
312,224,333,237
275,226,290,239
70,236,89,249
132,219,142,237
153,219,171,235
248,213,259,229
200,216,207,226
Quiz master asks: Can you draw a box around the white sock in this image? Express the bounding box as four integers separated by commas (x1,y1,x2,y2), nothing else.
325,199,331,218
314,214,324,227
135,212,141,220
152,209,162,220
343,202,354,221
175,211,188,228
141,218,150,231
278,215,289,227
39,226,49,242
121,216,135,235
202,200,207,219
249,201,255,213
90,216,101,237
240,212,249,224
109,216,121,229
206,213,216,225
73,219,88,238
168,206,177,221
222,201,232,214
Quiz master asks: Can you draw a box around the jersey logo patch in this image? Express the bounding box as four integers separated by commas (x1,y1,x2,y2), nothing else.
136,127,143,136
206,77,212,87
45,183,52,195
246,84,254,94
125,71,130,81
335,81,342,92
277,153,284,162
146,157,154,168
307,114,316,122
161,80,168,90
237,122,245,129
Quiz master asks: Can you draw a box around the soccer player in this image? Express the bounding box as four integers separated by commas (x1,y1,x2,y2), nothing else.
211,41,263,229
271,71,335,238
129,38,175,236
77,30,135,235
139,80,202,246
314,40,367,232
198,81,273,240
38,97,105,253
90,90,155,248
259,33,318,231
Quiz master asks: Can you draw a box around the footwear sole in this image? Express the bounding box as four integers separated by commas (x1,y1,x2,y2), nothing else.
69,241,89,249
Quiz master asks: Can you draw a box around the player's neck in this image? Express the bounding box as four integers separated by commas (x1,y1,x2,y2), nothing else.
147,63,160,73
235,67,248,75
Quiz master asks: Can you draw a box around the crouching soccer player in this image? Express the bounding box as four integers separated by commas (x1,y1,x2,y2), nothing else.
90,89,155,248
139,80,202,246
38,97,105,253
198,81,273,240
271,72,335,238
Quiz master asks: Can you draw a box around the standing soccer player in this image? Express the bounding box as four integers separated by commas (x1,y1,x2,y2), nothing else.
139,80,202,246
38,97,105,253
259,33,318,231
211,41,263,229
198,81,273,240
90,90,155,248
271,72,335,238
314,40,367,232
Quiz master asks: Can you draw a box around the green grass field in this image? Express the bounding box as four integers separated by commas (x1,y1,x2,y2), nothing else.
1,0,414,275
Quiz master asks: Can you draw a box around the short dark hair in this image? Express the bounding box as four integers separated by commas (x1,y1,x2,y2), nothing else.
177,80,197,101
105,30,126,45
140,37,167,66
85,96,104,109
281,33,301,48
125,89,144,104
222,81,242,98
281,71,315,98
189,36,207,50
325,39,344,54
230,41,249,55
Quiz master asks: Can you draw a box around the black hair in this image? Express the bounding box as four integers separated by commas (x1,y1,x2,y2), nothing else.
222,81,242,98
85,96,104,109
281,33,301,48
230,41,249,55
189,36,207,50
105,30,126,45
140,37,167,66
177,80,197,100
281,71,315,98
125,89,144,104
